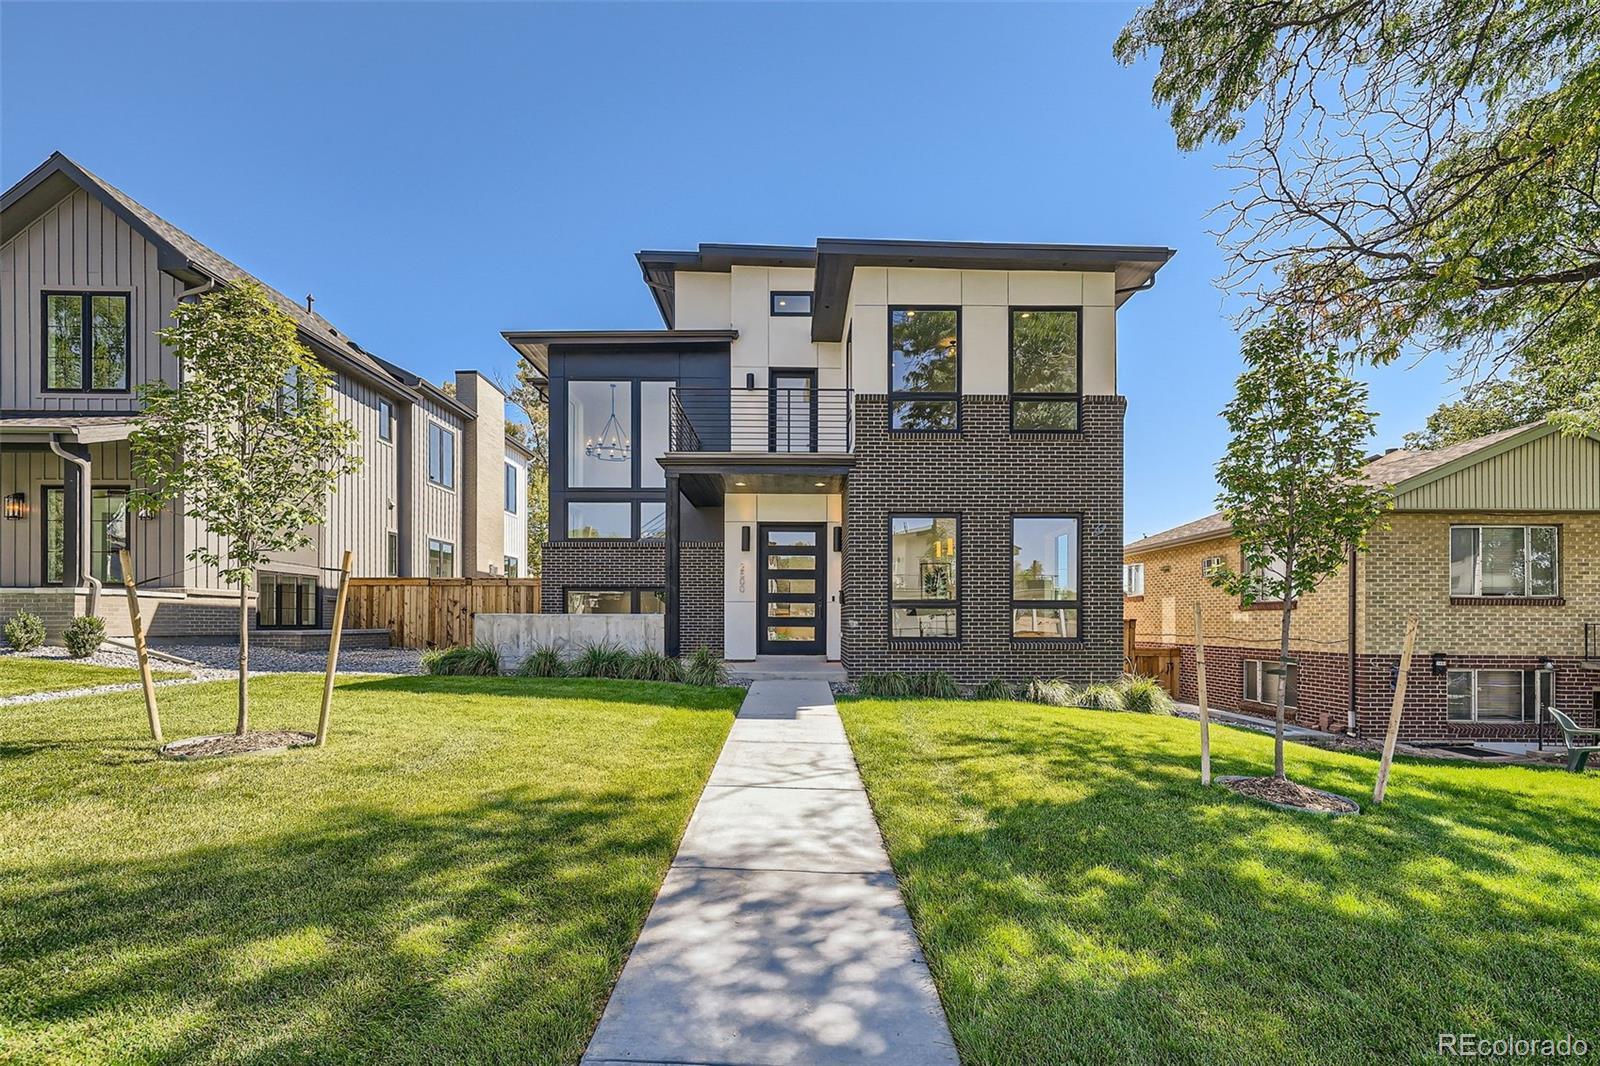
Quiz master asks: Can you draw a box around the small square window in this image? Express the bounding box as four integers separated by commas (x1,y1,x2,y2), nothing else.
770,292,812,316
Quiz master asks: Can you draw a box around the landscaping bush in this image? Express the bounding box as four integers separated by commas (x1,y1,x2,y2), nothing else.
627,649,684,683
910,671,959,699
1075,682,1126,711
971,677,1013,701
681,646,728,687
422,643,501,676
4,611,46,652
61,615,106,659
1024,678,1075,707
516,643,566,678
1118,673,1175,715
857,671,911,698
573,641,630,679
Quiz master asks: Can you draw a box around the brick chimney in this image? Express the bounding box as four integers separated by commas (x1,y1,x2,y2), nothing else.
454,370,507,577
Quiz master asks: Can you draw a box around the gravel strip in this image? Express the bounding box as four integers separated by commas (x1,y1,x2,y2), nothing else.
148,643,424,676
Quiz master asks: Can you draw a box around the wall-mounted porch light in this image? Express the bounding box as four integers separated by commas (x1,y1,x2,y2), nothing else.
3,492,25,520
1430,652,1448,676
1538,655,1557,672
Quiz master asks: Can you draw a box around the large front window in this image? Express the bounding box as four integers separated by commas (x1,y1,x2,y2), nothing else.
44,292,129,392
888,308,959,431
567,501,632,539
1450,525,1558,597
1447,668,1552,722
566,589,665,614
564,379,671,539
1010,309,1080,430
1014,516,1080,639
890,515,958,639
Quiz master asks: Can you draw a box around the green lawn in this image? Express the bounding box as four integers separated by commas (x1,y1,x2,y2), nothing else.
0,674,742,1064
0,655,185,697
838,697,1600,1065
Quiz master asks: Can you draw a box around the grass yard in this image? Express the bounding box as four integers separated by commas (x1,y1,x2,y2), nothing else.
838,697,1600,1065
0,654,185,697
1,673,742,1064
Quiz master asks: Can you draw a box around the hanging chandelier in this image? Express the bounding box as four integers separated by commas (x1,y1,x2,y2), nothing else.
585,383,631,463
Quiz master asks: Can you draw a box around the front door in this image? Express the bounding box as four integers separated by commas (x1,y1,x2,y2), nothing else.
757,523,826,655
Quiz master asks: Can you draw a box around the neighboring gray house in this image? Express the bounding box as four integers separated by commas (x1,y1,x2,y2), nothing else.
506,238,1173,683
0,152,519,641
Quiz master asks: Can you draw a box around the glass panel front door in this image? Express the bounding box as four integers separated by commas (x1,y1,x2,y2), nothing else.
757,524,825,654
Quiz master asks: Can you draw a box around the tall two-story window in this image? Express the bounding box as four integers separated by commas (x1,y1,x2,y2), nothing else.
888,308,959,431
427,423,455,488
1450,525,1558,597
1014,516,1080,639
565,379,671,539
1010,309,1080,430
44,292,129,391
890,515,959,638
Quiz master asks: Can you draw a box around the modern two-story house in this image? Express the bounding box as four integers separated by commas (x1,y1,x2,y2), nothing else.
1124,421,1600,744
506,238,1173,683
0,153,525,641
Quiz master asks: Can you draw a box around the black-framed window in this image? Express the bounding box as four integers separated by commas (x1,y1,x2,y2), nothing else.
427,422,456,488
1010,308,1081,431
43,486,66,585
566,588,665,614
386,531,400,577
890,514,958,639
563,378,671,541
378,399,394,443
1013,515,1080,639
43,292,130,392
42,485,130,584
567,501,632,540
888,308,960,431
771,291,813,316
257,572,319,629
428,538,455,577
505,462,519,514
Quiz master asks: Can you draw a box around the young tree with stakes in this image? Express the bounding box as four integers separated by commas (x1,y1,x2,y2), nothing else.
132,281,361,736
1211,316,1389,780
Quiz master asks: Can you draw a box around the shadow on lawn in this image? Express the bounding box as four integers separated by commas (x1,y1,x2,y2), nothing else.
6,788,680,1065
339,672,743,712
870,713,1600,1064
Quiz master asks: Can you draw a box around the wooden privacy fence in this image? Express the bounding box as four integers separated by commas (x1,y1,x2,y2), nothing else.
344,577,541,649
1124,619,1181,697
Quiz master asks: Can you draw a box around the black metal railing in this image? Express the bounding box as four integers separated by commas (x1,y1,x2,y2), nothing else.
668,386,853,454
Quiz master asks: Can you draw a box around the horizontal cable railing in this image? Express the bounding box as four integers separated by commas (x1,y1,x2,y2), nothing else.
669,386,853,454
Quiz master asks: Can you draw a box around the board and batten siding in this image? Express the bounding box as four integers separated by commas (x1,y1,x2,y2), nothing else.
321,371,399,579
1394,429,1600,513
1,187,184,411
414,395,463,574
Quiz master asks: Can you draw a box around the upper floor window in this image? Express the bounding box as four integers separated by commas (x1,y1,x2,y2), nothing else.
771,292,812,316
889,308,959,431
505,462,519,514
568,380,633,488
1010,309,1080,431
377,399,394,443
1123,562,1144,596
1201,555,1226,579
1246,554,1288,603
1450,525,1558,597
1015,516,1080,639
44,292,129,392
890,514,958,639
427,422,455,488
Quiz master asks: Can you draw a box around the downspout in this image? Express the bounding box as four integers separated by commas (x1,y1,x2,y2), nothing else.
49,434,101,618
1347,543,1358,734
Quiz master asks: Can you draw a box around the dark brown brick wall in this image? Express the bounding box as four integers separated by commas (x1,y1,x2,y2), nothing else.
1171,643,1351,731
841,393,1125,685
680,541,723,656
540,540,666,613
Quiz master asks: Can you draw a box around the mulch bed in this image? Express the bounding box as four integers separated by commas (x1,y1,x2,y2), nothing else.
1219,774,1360,815
160,731,315,760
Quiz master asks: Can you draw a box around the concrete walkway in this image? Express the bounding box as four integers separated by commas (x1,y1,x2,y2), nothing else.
582,679,958,1066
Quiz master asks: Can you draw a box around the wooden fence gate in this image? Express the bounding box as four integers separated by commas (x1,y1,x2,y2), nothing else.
344,577,541,649
1124,619,1181,697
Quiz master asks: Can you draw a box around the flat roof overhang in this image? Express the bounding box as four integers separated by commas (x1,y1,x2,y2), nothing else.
659,452,852,507
501,329,739,380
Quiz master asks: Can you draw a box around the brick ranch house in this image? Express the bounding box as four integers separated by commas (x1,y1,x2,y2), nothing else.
505,238,1174,683
1123,421,1600,744
0,153,526,643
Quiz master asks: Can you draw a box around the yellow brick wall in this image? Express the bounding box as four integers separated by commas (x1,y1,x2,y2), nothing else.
1124,533,1355,654
1363,512,1600,656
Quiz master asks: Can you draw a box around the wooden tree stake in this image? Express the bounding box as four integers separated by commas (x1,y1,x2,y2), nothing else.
317,550,354,748
1373,615,1418,804
119,549,163,745
1194,603,1211,786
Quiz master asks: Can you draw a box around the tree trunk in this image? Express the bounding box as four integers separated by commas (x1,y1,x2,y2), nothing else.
237,573,250,736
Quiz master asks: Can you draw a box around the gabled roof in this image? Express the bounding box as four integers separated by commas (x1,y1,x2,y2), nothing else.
1124,420,1600,555
1,152,438,404
635,238,1176,336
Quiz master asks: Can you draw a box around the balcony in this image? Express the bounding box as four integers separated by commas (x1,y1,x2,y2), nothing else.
663,386,854,504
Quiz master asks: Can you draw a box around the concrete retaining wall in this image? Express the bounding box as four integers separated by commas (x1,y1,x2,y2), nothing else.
475,612,664,670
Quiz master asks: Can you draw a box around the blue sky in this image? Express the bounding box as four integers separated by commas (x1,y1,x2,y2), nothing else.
1,1,1458,539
